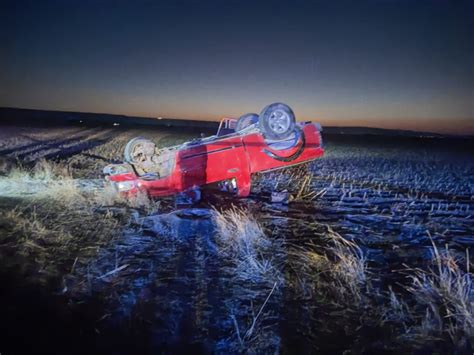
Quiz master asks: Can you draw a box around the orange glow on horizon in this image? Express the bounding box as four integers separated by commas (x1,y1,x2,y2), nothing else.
4,103,473,136
125,109,474,135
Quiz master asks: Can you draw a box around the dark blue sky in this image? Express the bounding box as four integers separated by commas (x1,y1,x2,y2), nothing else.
1,0,472,133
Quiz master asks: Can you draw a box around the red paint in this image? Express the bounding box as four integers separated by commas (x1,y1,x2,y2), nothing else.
107,122,324,197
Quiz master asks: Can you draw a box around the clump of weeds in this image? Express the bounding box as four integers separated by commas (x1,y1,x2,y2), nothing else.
386,238,473,351
213,206,283,353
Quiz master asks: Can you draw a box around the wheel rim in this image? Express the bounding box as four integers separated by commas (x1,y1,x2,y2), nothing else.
268,109,291,134
130,142,147,162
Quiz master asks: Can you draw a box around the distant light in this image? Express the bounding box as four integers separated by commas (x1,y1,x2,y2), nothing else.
79,120,83,123
157,117,163,120
113,123,120,126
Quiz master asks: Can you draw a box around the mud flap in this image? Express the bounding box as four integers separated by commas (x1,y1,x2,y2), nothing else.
236,175,251,197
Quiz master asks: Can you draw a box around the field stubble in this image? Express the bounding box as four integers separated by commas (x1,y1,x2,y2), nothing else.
0,125,472,353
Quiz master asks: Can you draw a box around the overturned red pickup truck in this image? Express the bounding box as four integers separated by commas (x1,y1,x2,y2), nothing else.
103,103,324,197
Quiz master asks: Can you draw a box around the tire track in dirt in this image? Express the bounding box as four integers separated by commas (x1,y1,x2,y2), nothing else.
1,128,98,157
14,129,116,163
41,129,116,161
0,126,84,151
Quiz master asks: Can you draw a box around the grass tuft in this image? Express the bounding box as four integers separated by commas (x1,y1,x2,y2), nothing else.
405,238,473,345
214,206,281,284
1,159,83,204
325,227,368,302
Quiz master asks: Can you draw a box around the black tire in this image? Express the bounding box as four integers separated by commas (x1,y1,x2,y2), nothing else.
124,137,153,163
259,102,296,140
236,113,259,132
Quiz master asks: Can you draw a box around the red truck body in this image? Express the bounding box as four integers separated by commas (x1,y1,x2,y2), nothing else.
106,120,323,197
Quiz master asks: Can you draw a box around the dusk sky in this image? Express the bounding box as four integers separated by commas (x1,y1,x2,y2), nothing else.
1,0,473,134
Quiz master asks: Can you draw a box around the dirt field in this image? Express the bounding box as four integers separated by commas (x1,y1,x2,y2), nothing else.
0,124,472,354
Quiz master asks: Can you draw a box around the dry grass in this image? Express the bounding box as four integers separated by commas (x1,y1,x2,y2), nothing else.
0,200,122,286
93,184,160,215
289,225,368,304
213,206,282,352
375,238,473,350
1,158,159,214
405,239,473,346
214,206,282,285
213,208,471,351
287,225,472,351
213,210,369,352
380,287,413,327
0,159,141,289
1,159,83,205
325,227,368,302
286,165,319,201
254,163,326,201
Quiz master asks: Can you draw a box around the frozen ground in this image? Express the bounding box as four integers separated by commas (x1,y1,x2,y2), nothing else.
0,124,472,354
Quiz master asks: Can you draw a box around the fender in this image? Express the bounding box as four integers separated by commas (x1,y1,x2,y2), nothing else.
263,127,305,162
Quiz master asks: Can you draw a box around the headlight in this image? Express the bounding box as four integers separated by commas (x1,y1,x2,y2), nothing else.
115,180,136,192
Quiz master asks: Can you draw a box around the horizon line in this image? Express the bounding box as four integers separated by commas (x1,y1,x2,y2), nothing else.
1,105,473,137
